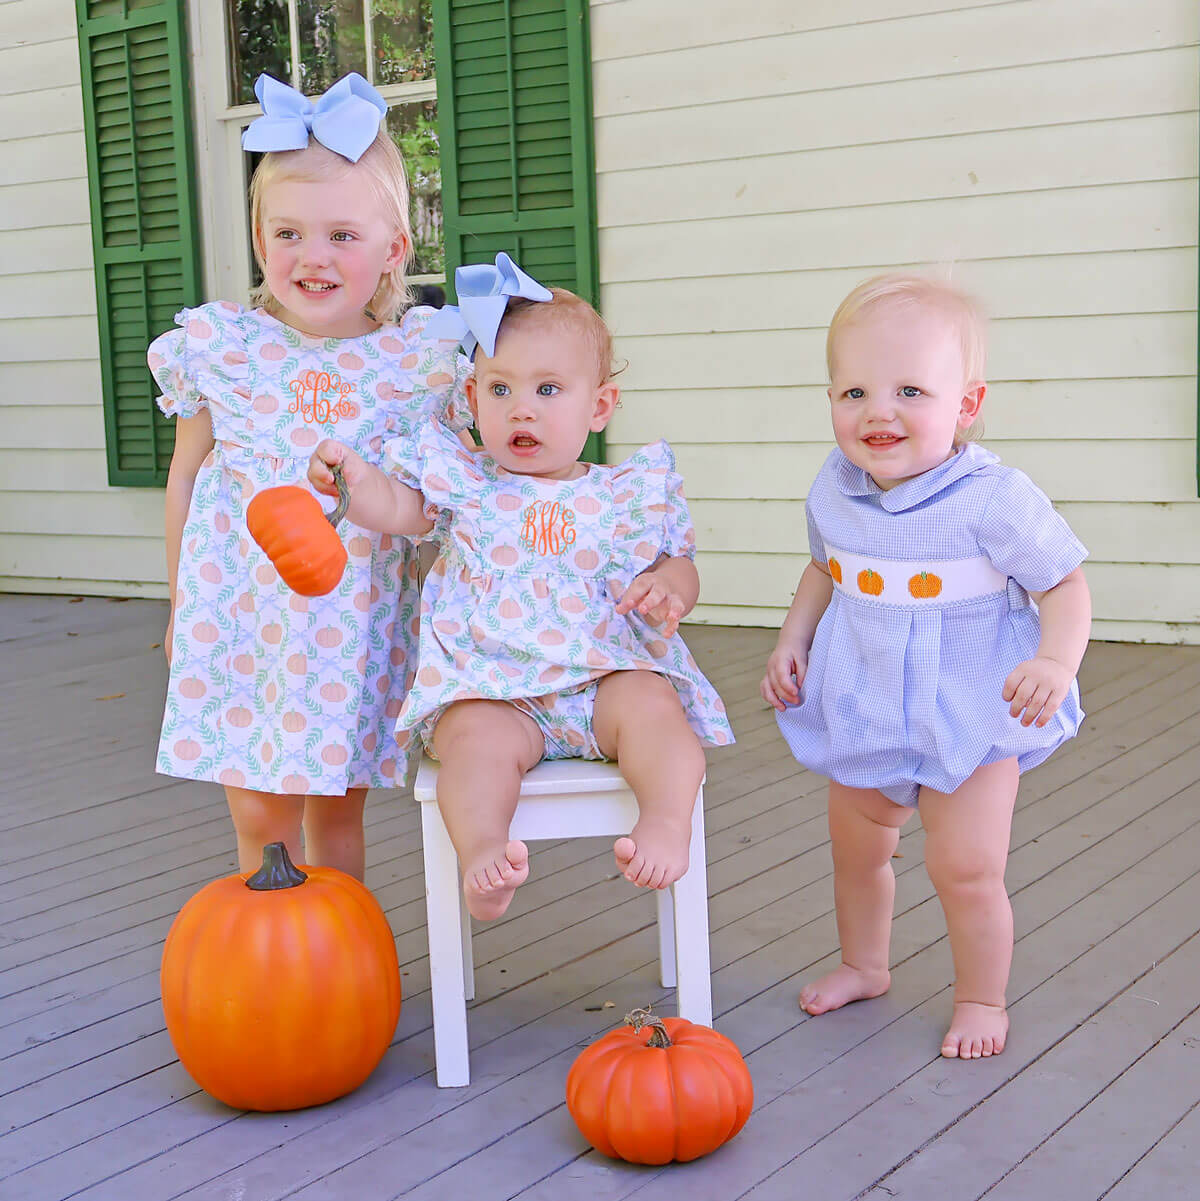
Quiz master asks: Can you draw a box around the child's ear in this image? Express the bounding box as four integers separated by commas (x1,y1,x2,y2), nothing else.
589,382,620,432
383,229,410,273
464,373,480,422
959,381,986,427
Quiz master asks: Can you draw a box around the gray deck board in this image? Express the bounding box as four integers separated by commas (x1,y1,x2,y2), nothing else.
0,595,1197,1201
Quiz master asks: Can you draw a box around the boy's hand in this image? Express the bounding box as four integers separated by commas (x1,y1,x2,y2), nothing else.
1002,656,1075,727
760,644,807,711
308,440,366,497
615,569,687,637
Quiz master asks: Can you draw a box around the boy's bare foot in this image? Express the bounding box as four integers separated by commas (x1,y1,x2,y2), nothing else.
798,964,891,1015
614,816,691,890
941,1001,1008,1058
462,840,529,921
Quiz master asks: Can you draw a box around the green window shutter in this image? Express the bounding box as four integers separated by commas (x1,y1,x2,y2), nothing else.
75,0,203,487
433,0,602,460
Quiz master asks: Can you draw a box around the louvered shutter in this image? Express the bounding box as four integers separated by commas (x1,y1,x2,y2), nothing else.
433,0,602,459
76,0,203,486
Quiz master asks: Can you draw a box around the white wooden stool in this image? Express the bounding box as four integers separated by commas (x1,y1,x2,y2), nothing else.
413,756,713,1087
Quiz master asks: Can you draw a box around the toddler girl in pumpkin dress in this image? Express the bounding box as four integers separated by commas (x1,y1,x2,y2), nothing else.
309,255,734,920
150,73,468,878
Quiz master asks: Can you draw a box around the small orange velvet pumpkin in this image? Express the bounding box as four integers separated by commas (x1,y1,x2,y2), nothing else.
246,465,349,596
857,568,884,595
160,842,401,1112
908,571,943,598
566,1009,754,1164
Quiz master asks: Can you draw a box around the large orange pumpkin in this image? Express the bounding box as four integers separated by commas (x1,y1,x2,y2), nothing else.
565,1009,754,1163
246,464,349,596
160,842,400,1112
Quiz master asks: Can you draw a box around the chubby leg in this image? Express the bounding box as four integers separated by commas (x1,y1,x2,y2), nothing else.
920,757,1019,1059
431,699,545,921
302,787,367,880
800,782,915,1015
593,670,706,890
224,786,305,874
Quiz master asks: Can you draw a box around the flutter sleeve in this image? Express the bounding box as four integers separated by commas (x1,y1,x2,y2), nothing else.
610,440,697,569
146,302,246,421
383,414,486,528
977,469,1088,593
146,308,208,419
397,304,474,433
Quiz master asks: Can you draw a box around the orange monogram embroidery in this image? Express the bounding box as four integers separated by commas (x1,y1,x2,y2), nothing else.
519,501,577,555
286,370,356,424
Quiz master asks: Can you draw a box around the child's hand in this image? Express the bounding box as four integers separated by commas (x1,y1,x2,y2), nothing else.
761,645,807,711
307,439,366,498
1002,656,1075,727
615,569,687,637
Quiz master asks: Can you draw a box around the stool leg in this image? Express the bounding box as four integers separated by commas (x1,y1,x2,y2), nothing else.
421,800,470,1087
657,887,676,988
672,784,713,1026
461,891,475,1002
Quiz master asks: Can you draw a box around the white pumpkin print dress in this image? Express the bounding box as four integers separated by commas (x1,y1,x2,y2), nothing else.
149,302,468,794
384,418,735,756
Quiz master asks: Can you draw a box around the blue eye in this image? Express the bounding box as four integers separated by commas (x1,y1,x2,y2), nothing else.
901,386,921,398
537,383,558,397
845,387,865,400
276,229,298,240
491,382,509,397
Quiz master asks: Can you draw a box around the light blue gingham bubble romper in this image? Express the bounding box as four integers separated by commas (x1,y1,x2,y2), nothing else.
776,443,1088,807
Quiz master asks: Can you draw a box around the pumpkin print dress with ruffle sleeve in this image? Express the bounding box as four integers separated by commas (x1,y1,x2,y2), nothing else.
776,443,1088,807
382,418,735,757
149,302,470,794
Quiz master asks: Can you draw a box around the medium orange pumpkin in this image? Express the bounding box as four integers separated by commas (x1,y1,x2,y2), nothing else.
246,465,349,596
857,567,884,595
160,842,401,1112
565,1008,754,1164
908,571,943,598
828,557,842,584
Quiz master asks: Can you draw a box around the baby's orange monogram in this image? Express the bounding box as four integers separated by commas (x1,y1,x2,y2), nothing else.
519,501,577,555
286,370,356,424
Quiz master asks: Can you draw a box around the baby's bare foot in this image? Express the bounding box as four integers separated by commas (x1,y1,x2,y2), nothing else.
798,964,891,1015
462,840,529,921
941,1001,1008,1058
614,816,691,890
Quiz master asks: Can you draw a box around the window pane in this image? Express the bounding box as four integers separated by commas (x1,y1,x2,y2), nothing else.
227,0,293,105
387,101,443,276
297,0,368,94
373,0,434,85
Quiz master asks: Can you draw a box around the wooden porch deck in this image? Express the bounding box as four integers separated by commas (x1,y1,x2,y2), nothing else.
2,593,1199,1201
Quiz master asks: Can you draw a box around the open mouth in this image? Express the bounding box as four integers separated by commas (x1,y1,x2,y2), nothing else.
863,434,903,447
297,280,338,293
508,432,541,454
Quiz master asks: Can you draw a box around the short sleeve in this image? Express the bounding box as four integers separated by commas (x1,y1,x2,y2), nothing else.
978,469,1088,592
146,303,245,420
396,305,474,432
383,415,486,525
610,440,697,562
804,494,827,567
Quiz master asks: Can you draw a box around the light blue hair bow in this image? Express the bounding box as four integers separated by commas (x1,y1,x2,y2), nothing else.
241,72,387,163
425,253,553,359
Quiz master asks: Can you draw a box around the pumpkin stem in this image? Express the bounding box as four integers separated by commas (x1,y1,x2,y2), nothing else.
327,463,350,530
246,841,308,891
624,1006,673,1048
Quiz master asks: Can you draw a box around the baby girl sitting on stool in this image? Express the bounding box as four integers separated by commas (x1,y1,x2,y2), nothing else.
310,255,734,919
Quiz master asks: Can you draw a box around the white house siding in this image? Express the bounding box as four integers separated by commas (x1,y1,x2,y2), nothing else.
0,0,167,599
591,0,1200,644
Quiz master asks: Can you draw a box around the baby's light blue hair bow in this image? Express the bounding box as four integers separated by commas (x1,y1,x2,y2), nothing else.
241,72,387,163
426,252,553,359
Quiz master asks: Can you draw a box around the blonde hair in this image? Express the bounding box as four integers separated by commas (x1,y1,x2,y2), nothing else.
248,129,414,324
497,287,617,383
825,271,988,442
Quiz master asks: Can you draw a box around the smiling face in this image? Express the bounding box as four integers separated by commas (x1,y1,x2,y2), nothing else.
466,314,619,481
827,302,986,490
256,169,408,339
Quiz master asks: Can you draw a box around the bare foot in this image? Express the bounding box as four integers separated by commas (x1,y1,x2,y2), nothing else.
941,1001,1008,1058
614,816,691,890
798,963,891,1015
462,840,529,921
